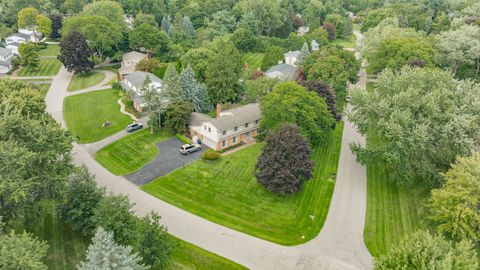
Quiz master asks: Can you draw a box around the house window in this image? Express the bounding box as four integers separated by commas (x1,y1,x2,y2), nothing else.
233,136,237,144
255,120,259,124
245,123,249,128
222,130,226,135
245,131,250,138
234,126,238,132
208,127,211,132
204,125,206,130
221,140,226,147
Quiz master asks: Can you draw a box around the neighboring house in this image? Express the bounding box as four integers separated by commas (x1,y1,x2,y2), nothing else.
121,71,163,112
119,51,147,79
189,103,261,150
0,48,14,74
311,40,320,51
297,26,309,36
4,28,39,55
265,50,301,81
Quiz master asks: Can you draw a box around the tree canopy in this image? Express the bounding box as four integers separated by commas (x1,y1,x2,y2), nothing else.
350,67,480,186
260,82,335,145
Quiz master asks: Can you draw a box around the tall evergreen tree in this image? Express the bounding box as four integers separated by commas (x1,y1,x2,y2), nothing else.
78,228,147,270
180,65,211,112
342,17,353,39
182,16,196,38
58,31,94,74
139,76,164,131
0,228,49,270
49,13,62,39
161,15,171,34
295,42,310,66
163,63,182,102
205,41,242,104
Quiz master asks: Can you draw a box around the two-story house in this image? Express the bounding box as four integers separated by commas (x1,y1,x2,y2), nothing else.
120,71,164,112
189,103,262,150
5,28,38,55
0,48,13,74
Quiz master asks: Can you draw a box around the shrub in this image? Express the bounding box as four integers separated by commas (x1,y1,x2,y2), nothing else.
201,149,220,160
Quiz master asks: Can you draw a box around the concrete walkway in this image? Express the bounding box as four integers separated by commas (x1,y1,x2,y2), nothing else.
44,30,372,270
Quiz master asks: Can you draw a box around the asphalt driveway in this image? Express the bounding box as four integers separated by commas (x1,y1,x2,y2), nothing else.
126,137,206,185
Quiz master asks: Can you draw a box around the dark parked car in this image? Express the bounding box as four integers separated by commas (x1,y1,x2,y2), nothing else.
126,122,143,133
179,144,201,155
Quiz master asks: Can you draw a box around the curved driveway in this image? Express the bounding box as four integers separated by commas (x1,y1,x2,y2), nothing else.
45,31,372,270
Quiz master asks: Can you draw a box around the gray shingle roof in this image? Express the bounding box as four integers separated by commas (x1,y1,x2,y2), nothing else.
265,64,297,80
7,33,30,40
124,71,162,89
210,103,261,130
0,48,12,58
189,112,213,126
6,42,20,47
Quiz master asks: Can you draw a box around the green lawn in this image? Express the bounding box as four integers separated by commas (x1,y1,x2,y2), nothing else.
95,129,173,175
39,44,60,57
142,123,344,245
67,71,106,91
18,59,62,77
64,89,132,143
363,164,430,257
331,34,357,48
241,53,264,78
11,201,245,270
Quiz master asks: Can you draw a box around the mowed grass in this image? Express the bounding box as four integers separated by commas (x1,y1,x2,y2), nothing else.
241,53,264,78
331,34,357,48
64,89,132,143
38,44,60,56
364,164,431,257
167,235,246,270
68,71,106,91
12,202,245,270
95,129,173,175
18,59,62,77
143,123,344,245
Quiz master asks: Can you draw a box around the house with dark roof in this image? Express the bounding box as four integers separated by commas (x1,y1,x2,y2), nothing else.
120,71,164,112
265,50,301,81
189,103,261,150
0,48,13,74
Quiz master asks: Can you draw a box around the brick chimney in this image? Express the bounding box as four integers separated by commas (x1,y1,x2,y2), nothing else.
216,104,222,118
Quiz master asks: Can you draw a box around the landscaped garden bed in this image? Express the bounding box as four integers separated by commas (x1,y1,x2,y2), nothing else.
142,123,344,245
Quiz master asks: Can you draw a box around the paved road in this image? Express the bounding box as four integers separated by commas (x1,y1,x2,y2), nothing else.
126,138,206,185
45,30,372,270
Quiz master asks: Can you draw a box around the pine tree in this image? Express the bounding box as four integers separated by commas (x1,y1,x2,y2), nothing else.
342,17,353,39
180,65,211,112
161,15,171,33
182,16,196,38
295,42,310,66
78,228,147,270
163,63,183,102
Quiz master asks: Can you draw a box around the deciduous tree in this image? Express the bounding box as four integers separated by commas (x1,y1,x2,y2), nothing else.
375,231,478,270
322,22,336,40
58,31,94,74
255,124,313,194
350,67,480,186
19,42,39,69
60,167,105,236
429,153,480,242
92,195,136,245
129,23,170,55
164,101,193,133
180,47,216,81
205,42,242,104
81,0,125,26
261,45,284,70
301,80,338,120
260,82,334,145
49,14,62,39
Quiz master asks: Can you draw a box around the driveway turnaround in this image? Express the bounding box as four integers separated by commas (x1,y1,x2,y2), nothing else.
45,30,373,270
126,138,206,185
